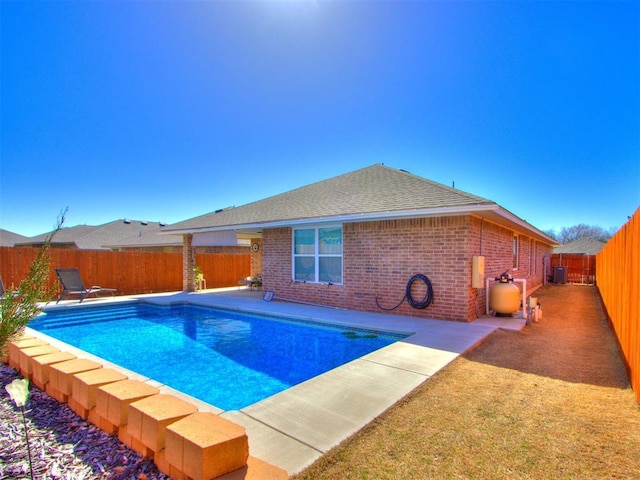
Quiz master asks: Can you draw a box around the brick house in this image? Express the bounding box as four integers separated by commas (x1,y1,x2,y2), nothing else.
163,164,556,322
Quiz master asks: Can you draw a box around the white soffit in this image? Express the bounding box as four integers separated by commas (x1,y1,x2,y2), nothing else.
192,231,239,247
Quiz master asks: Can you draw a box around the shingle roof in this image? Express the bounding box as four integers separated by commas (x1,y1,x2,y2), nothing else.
553,238,606,255
164,164,496,232
0,229,30,246
17,220,168,250
103,228,181,248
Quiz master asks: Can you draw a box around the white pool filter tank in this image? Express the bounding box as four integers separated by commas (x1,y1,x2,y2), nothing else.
490,272,520,316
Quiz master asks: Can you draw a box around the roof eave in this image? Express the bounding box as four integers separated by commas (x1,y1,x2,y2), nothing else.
487,207,558,245
161,204,557,246
159,205,487,235
161,205,476,232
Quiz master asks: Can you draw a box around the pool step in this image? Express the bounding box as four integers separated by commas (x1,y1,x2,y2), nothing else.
33,305,142,330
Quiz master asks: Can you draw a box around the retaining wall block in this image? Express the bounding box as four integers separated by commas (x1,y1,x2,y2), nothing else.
71,368,128,410
96,379,160,427
31,351,77,390
46,359,102,403
127,394,198,453
165,412,249,480
17,344,60,378
8,338,47,369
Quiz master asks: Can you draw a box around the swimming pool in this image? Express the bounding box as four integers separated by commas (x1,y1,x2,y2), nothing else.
30,303,406,410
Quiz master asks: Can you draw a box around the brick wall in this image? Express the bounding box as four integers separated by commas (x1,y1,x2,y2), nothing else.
249,238,262,278
262,228,294,295
261,216,552,322
468,218,550,319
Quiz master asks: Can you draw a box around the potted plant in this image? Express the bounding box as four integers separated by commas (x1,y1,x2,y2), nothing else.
194,266,204,290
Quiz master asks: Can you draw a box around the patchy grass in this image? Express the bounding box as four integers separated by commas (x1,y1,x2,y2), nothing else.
292,286,640,479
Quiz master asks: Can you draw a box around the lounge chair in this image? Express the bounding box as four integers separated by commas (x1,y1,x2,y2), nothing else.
237,276,262,291
55,268,116,303
0,274,19,301
0,274,7,300
238,276,253,290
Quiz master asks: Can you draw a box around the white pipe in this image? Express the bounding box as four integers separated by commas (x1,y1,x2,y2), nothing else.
513,278,527,319
485,277,491,316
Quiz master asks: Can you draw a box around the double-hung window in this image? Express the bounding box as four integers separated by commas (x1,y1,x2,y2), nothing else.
293,226,343,284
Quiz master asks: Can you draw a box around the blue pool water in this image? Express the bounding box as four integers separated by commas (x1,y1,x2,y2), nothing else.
30,303,405,410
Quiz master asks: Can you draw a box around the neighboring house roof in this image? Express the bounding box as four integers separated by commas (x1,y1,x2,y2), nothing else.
0,229,31,246
104,228,182,249
163,164,556,244
16,219,169,250
553,238,606,255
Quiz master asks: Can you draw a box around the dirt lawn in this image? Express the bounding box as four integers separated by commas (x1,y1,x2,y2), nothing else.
292,285,640,479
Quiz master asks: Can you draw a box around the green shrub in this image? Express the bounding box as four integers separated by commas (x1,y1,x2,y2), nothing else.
0,211,65,358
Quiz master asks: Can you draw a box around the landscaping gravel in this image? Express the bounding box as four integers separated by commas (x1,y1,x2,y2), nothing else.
0,363,169,480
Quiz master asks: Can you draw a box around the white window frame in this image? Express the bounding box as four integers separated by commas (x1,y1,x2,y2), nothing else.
292,225,343,284
513,235,519,270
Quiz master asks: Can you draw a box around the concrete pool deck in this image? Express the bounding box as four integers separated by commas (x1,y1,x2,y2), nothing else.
32,288,525,476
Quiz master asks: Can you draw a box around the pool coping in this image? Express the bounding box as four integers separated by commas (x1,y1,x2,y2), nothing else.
30,288,516,475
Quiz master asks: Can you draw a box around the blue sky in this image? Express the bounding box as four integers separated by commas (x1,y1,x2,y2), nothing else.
1,1,638,237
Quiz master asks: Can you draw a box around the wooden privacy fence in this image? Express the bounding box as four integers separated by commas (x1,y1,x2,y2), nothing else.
550,254,596,284
195,252,251,289
0,247,250,299
596,207,640,403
